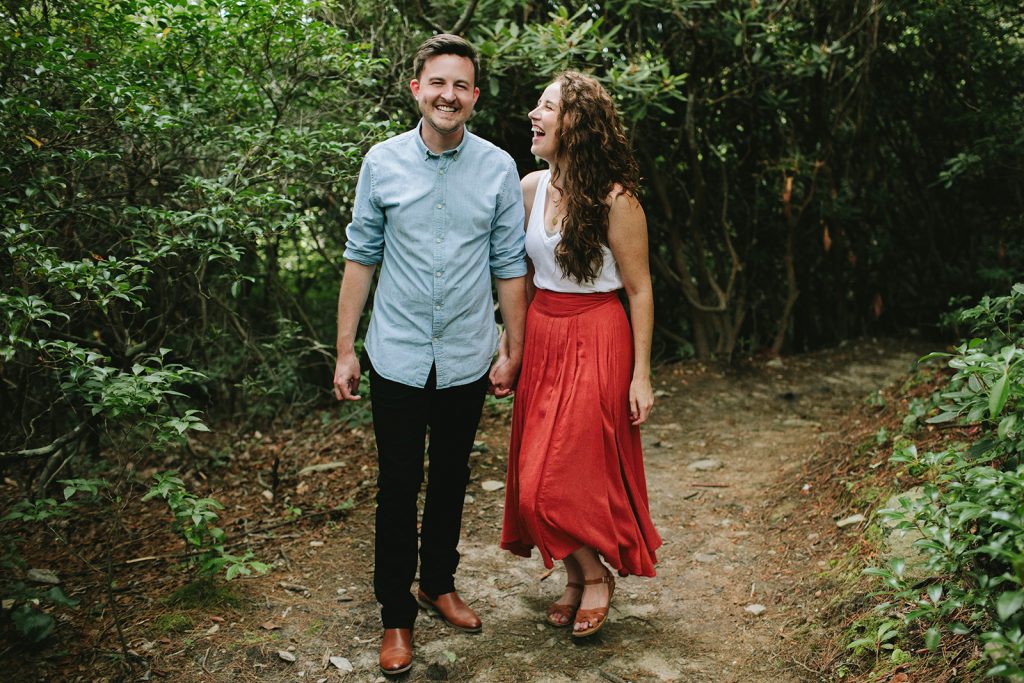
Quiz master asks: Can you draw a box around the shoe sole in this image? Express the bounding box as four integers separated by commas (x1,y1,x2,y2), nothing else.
415,597,483,633
380,662,412,675
571,621,607,638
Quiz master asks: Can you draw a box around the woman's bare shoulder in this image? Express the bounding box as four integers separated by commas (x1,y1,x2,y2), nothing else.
521,170,545,200
606,183,643,213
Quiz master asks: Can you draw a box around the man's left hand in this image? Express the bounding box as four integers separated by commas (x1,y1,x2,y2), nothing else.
488,355,520,398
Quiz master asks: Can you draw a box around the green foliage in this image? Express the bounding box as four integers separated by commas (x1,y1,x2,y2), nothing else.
142,473,267,580
2,498,74,523
166,577,243,610
2,583,79,644
152,611,194,634
463,0,1024,357
846,617,903,660
1,0,398,485
865,284,1024,676
1,3,388,633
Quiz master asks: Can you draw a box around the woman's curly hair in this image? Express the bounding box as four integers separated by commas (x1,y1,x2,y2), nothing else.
551,70,640,284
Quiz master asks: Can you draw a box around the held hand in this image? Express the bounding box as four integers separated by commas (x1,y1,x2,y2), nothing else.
333,353,362,400
629,376,654,425
488,355,520,398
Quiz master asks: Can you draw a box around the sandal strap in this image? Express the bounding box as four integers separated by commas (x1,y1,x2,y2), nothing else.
575,606,609,620
548,603,576,618
583,574,614,586
566,581,583,590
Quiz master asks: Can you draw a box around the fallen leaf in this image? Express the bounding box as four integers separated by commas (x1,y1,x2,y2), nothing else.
261,621,281,630
329,656,353,672
836,513,866,528
26,568,60,585
278,650,296,663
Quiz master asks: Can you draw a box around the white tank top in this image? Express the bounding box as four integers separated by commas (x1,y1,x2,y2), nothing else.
525,171,623,293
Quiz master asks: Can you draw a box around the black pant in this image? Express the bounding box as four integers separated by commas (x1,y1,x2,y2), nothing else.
369,363,488,628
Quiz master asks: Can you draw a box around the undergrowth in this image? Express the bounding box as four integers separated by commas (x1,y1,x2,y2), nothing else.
858,284,1024,679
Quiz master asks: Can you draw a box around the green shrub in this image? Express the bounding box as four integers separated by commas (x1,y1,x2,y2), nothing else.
866,284,1024,677
142,473,268,580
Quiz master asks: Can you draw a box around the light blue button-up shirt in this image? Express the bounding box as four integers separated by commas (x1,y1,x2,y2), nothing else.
343,121,527,389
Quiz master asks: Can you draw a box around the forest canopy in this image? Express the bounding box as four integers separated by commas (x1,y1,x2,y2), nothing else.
1,0,1022,530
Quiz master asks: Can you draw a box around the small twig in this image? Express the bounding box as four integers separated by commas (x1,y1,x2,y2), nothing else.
104,550,135,676
500,581,526,597
599,669,629,683
246,509,333,535
691,483,731,488
277,548,292,570
278,581,310,593
788,654,819,674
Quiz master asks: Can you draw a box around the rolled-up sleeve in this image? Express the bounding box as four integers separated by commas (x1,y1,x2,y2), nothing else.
489,160,527,279
343,156,384,265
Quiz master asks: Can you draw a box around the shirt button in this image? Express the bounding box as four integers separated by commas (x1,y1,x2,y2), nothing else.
432,336,439,342
435,271,442,277
435,238,442,243
435,305,441,310
436,203,443,209
439,169,445,175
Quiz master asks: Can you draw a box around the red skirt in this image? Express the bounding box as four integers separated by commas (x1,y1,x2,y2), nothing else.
500,289,661,577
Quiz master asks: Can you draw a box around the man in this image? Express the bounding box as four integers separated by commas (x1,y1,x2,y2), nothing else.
332,34,527,676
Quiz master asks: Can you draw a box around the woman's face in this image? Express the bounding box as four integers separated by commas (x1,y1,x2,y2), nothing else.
528,81,561,163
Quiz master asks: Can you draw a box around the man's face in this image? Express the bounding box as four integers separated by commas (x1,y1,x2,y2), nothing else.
410,54,480,140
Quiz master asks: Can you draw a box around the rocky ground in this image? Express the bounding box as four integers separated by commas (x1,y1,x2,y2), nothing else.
4,338,928,682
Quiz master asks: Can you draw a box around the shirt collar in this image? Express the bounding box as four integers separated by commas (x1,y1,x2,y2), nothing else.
414,119,470,160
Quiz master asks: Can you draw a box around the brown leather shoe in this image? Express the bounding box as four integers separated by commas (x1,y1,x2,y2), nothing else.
379,628,413,675
416,589,482,632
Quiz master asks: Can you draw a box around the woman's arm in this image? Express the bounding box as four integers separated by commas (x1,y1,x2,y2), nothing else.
520,170,542,304
607,190,654,425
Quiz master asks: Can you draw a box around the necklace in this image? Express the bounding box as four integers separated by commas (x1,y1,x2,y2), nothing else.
549,186,562,227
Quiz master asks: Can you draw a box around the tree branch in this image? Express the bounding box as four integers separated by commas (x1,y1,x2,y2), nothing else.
1,419,93,462
413,0,444,34
449,0,479,35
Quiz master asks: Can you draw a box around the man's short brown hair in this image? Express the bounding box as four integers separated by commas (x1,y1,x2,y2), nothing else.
413,33,480,86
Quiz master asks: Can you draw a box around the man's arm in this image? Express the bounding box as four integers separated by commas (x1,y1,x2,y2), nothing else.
488,159,528,397
489,275,527,397
333,261,376,400
334,155,383,401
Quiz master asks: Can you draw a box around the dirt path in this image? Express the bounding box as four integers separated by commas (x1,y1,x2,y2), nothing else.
129,339,923,683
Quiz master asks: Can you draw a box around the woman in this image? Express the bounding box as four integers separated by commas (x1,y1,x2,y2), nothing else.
500,71,662,638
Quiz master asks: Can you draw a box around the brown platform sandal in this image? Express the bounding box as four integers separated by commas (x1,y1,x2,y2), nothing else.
545,581,583,627
571,573,615,638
